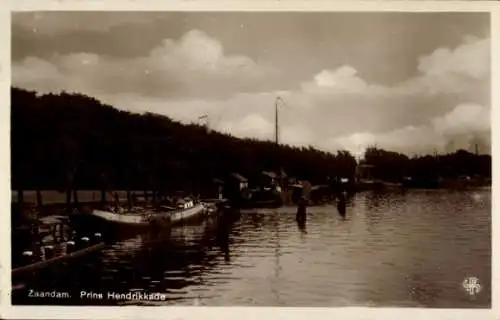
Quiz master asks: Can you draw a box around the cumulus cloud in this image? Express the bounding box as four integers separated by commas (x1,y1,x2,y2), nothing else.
12,29,277,99
333,103,490,156
284,35,490,156
302,65,369,94
220,114,274,141
432,103,490,136
301,36,489,97
12,28,490,156
148,30,269,79
417,36,489,79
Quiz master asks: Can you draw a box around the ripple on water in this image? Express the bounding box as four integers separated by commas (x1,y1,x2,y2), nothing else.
15,190,491,308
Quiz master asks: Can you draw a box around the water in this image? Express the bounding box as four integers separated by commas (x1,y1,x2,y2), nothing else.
12,189,491,308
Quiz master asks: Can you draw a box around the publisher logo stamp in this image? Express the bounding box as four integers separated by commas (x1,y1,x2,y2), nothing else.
462,277,481,296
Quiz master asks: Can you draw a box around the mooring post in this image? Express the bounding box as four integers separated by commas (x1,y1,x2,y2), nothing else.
36,189,43,211
126,190,132,208
100,189,106,205
73,189,79,207
66,188,72,213
17,189,24,206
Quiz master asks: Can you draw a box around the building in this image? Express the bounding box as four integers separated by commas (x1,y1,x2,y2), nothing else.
355,164,375,182
230,173,249,191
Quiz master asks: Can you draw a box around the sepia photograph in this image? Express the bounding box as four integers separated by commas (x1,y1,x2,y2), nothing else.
8,9,492,311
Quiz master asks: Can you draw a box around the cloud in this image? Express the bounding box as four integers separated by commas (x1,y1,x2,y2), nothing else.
148,30,269,79
12,57,60,86
12,30,490,157
220,114,274,141
432,103,490,136
417,36,489,79
281,35,490,155
281,125,316,147
301,36,489,97
332,103,490,156
12,29,277,99
301,65,368,94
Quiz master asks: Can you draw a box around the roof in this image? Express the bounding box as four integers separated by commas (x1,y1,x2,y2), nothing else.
230,173,248,182
261,171,277,179
311,184,330,191
280,169,288,178
358,164,375,168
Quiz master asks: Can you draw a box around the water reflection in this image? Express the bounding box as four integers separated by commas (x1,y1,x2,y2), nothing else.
12,189,491,308
296,198,308,233
336,192,347,219
296,218,307,234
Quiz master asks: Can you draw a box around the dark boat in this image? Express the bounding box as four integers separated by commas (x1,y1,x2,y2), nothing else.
234,186,283,209
12,237,105,277
12,216,105,278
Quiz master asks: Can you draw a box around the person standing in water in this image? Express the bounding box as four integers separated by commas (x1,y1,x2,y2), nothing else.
337,191,347,218
296,196,308,232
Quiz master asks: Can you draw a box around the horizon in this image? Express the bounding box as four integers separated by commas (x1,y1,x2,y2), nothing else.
11,11,491,157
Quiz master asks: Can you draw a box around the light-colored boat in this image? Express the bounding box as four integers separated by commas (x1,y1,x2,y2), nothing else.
90,200,207,228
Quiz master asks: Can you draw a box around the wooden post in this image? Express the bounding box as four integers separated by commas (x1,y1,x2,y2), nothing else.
126,190,132,209
73,189,79,206
66,171,73,213
100,189,106,204
66,188,72,213
17,189,24,205
36,190,43,209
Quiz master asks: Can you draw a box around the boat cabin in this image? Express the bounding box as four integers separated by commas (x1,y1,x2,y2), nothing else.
213,178,225,200
260,171,279,190
176,198,195,209
225,173,249,201
356,164,375,182
230,173,249,191
310,185,331,204
290,182,304,203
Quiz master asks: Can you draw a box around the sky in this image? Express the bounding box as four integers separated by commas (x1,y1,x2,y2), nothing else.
11,12,491,157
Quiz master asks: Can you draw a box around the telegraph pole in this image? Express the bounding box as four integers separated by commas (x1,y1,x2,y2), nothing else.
275,97,283,145
198,114,209,132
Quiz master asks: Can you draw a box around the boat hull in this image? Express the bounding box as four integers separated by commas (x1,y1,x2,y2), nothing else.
79,204,207,232
237,199,283,209
12,242,105,278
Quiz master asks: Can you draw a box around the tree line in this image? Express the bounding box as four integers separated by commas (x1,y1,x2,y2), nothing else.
11,87,491,197
11,87,357,195
362,146,491,184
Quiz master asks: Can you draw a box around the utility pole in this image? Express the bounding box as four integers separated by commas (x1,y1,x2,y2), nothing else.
198,114,209,132
275,97,283,145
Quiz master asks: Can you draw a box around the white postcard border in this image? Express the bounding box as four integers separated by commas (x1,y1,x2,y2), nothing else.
1,1,498,319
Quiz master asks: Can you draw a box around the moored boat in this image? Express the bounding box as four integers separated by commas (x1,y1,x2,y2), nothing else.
88,200,207,229
12,233,105,277
12,218,105,279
